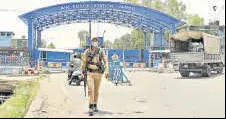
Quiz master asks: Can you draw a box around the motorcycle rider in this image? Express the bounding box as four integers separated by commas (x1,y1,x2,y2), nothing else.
68,53,82,80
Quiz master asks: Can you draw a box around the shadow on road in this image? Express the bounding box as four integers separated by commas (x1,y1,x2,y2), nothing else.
84,110,114,116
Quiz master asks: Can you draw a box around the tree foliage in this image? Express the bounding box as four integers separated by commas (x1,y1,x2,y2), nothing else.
124,0,204,25
78,30,89,41
103,40,113,49
187,14,204,25
112,34,133,49
113,0,205,49
78,30,89,47
47,42,56,49
79,40,86,48
41,40,45,48
124,0,139,4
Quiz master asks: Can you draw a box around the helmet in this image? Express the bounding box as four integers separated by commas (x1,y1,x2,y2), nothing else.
73,53,80,58
91,37,98,42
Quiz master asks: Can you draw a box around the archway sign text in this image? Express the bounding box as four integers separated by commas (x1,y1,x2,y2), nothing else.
60,3,136,12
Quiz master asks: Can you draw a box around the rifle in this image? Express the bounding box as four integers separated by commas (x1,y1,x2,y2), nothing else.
83,65,87,97
83,51,89,97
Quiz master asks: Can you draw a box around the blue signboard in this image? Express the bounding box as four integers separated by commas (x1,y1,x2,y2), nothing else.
109,61,123,81
108,49,123,62
124,49,140,62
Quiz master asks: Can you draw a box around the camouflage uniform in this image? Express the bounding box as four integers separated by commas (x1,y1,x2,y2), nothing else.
82,47,108,113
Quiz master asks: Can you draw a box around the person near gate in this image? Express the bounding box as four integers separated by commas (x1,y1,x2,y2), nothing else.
81,37,109,116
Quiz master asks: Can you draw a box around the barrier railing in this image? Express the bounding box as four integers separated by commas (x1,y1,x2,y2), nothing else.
0,55,29,75
37,58,69,73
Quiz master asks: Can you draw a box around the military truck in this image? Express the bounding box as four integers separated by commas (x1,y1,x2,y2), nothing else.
170,30,224,77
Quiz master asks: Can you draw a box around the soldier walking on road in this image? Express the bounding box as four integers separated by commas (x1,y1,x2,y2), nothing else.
81,37,109,116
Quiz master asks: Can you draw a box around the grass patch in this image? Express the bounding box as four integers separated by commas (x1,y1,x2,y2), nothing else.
0,75,43,118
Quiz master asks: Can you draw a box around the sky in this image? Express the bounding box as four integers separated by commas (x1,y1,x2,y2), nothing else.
0,0,225,49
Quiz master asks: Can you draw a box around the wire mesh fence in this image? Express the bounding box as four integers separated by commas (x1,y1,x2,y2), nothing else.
0,55,29,75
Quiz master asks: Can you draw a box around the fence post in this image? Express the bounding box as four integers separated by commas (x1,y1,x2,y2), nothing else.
4,55,6,73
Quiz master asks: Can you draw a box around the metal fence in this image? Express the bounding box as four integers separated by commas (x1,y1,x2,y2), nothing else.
0,55,29,75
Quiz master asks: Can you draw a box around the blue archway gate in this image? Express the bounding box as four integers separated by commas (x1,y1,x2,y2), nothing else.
19,1,185,60
19,1,185,80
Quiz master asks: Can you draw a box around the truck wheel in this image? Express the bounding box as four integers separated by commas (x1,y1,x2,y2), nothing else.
217,64,223,74
180,71,190,77
202,65,211,77
75,80,81,86
68,80,72,85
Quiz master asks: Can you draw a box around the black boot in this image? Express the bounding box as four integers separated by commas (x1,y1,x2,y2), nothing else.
89,104,94,116
93,104,98,112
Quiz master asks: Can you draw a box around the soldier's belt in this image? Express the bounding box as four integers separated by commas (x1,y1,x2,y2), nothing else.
88,64,98,69
87,68,103,73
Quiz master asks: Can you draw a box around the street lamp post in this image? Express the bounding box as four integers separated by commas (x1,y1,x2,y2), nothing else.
103,30,106,40
103,30,106,48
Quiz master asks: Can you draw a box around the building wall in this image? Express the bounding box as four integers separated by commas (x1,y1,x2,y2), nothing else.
12,39,28,48
0,32,13,47
34,49,71,67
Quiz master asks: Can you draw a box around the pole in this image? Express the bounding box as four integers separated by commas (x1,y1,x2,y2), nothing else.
144,32,147,49
160,29,163,57
89,21,92,46
28,19,33,66
88,0,92,46
103,30,106,40
103,30,106,48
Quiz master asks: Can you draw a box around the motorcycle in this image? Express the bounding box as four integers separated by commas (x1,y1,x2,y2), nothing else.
68,63,82,86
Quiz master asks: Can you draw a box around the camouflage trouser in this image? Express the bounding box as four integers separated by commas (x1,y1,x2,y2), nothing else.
87,72,103,104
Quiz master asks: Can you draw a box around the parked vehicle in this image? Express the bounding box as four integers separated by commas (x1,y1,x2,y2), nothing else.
170,30,224,77
68,63,82,86
67,53,82,85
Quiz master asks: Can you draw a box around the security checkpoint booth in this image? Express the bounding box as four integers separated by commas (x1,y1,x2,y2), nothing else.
148,49,171,68
34,48,73,72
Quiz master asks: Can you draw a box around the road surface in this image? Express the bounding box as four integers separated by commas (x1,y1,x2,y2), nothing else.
25,71,225,118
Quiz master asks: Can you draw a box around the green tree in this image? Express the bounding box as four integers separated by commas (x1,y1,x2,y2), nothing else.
152,0,164,12
122,34,134,49
122,0,204,46
112,39,121,49
47,42,56,49
112,34,133,49
131,29,143,49
130,29,151,49
78,30,89,41
78,30,89,47
103,40,113,49
187,14,204,25
124,0,139,4
164,30,170,41
164,0,187,20
141,0,153,8
41,40,47,48
80,40,86,48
